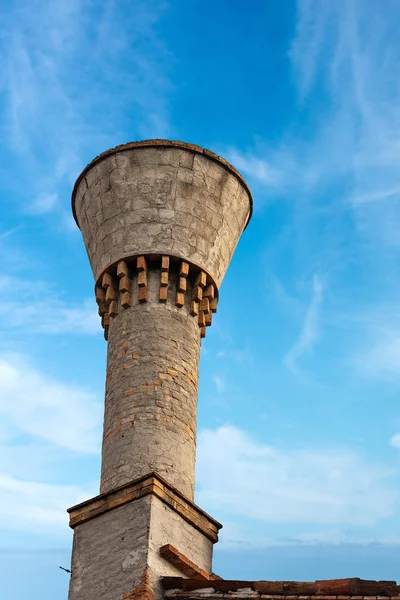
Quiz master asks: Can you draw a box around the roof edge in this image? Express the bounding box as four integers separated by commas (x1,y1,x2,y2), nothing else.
71,139,253,228
161,577,400,597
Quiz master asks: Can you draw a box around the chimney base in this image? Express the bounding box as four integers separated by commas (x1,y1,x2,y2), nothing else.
67,473,222,600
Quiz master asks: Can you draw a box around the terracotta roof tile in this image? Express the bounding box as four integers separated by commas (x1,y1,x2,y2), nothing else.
162,578,400,600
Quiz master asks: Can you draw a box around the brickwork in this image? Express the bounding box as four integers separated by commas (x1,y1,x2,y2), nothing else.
96,255,218,342
68,473,222,542
101,266,200,498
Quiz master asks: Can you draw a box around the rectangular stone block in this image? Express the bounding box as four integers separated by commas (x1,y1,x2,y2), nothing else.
180,262,189,277
199,298,210,314
178,277,187,292
137,256,148,272
106,286,118,303
95,285,106,302
121,292,131,308
109,301,118,317
203,284,214,299
191,286,202,302
161,256,170,272
119,276,132,293
194,271,207,288
210,297,218,313
138,270,148,287
102,272,113,288
138,287,147,303
117,260,129,278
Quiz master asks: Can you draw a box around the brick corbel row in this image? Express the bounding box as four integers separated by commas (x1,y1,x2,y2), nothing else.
94,255,218,340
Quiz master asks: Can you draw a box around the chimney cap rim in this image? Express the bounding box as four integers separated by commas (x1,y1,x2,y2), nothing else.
71,139,253,229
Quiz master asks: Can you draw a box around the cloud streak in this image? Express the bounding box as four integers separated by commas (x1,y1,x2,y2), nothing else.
0,276,100,336
284,275,323,374
227,2,400,385
0,0,173,218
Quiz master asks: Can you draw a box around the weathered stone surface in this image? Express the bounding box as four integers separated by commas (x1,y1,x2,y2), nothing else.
72,142,252,287
69,495,151,600
101,268,200,499
69,140,251,600
68,493,215,600
68,473,221,542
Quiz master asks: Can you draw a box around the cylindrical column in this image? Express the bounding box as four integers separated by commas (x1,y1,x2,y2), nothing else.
72,140,252,500
101,266,200,498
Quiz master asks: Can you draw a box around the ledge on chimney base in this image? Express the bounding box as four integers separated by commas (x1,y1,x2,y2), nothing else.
67,472,222,543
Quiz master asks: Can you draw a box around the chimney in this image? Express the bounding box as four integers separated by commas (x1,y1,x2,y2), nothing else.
67,140,252,600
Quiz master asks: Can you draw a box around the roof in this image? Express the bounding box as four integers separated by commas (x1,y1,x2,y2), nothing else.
162,577,400,600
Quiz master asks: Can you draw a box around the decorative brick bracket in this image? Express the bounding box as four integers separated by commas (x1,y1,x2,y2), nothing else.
95,254,219,340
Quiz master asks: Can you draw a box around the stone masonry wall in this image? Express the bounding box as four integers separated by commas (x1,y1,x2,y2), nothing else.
101,267,200,499
69,495,152,600
68,492,215,600
73,144,251,287
148,495,214,600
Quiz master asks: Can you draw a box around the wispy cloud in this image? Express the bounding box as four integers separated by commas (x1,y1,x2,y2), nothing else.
225,147,285,189
227,2,400,383
213,374,226,393
28,193,58,215
197,425,396,535
0,276,99,335
0,353,101,535
390,434,400,450
0,354,102,453
284,275,324,374
0,475,94,534
0,0,173,218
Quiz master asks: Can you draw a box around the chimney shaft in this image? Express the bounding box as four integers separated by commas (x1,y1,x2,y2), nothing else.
68,140,252,600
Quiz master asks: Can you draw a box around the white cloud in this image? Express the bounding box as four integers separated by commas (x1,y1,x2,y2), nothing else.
0,276,99,335
228,1,400,268
346,301,400,383
197,425,396,528
0,475,94,534
225,147,284,188
390,434,400,450
284,275,324,374
28,193,58,215
359,336,400,383
213,375,226,393
0,354,101,535
292,1,400,251
290,1,335,101
0,355,102,453
0,0,172,217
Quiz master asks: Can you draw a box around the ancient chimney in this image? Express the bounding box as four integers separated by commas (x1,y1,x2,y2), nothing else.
67,140,252,600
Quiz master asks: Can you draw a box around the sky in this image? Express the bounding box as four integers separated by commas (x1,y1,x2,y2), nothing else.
1,0,400,597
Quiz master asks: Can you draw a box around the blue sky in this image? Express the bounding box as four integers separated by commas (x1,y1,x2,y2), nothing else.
1,0,400,597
